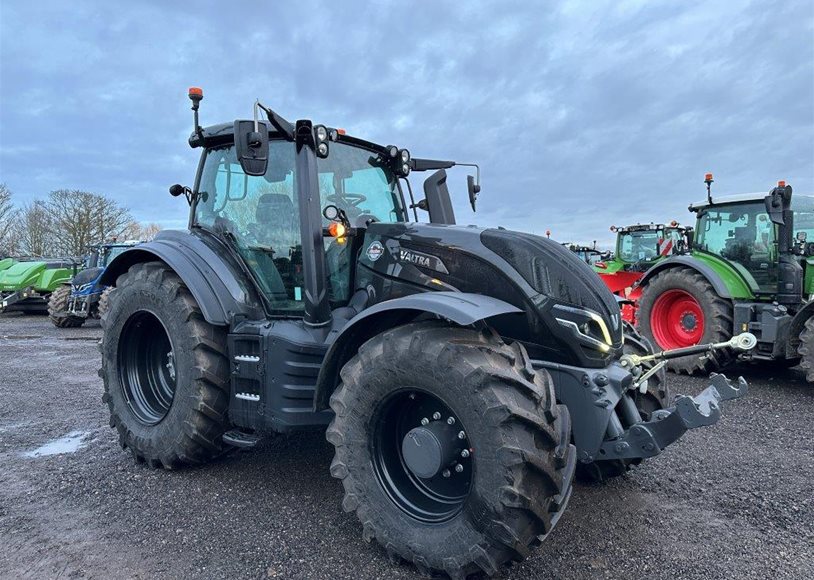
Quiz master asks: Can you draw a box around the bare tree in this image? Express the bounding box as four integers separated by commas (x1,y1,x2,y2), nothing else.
0,183,19,256
45,190,133,256
122,221,163,241
19,201,54,257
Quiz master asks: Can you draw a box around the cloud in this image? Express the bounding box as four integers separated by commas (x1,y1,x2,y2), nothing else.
0,0,811,248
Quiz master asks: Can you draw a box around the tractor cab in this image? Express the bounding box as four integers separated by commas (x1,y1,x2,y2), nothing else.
600,222,689,274
690,192,814,296
563,242,610,266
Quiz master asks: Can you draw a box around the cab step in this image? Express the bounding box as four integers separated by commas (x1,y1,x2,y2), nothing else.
222,429,262,449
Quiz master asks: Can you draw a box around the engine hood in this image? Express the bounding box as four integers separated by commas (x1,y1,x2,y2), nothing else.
72,267,104,288
356,222,623,368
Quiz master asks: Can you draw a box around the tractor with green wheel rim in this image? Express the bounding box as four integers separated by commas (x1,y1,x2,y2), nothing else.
637,175,814,377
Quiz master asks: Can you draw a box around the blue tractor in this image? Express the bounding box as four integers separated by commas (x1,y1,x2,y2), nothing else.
48,241,141,327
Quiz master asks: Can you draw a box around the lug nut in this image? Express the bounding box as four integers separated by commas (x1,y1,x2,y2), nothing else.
460,449,470,458
457,431,466,440
447,417,455,425
432,412,441,420
420,418,429,426
455,464,464,473
442,469,451,478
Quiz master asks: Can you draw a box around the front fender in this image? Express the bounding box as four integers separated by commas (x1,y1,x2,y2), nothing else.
99,230,261,326
312,292,523,410
638,255,739,299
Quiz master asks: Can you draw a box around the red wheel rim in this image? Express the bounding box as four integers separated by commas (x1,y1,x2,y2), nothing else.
650,289,704,349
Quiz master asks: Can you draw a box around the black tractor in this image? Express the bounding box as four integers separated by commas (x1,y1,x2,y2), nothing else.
98,89,749,577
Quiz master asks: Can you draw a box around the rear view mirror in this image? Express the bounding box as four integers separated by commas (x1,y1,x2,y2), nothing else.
467,175,481,211
234,120,269,176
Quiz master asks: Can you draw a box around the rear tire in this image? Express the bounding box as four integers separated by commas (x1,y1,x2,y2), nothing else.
638,267,734,374
797,316,814,383
48,285,85,328
327,321,576,577
100,261,230,468
576,322,671,483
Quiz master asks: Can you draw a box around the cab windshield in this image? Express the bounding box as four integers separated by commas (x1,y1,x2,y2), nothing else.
695,201,776,292
618,230,662,263
194,140,403,314
618,228,683,263
103,246,131,268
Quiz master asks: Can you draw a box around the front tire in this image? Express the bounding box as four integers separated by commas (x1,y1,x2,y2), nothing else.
48,285,85,327
327,322,575,577
48,286,85,328
100,261,230,468
638,267,734,374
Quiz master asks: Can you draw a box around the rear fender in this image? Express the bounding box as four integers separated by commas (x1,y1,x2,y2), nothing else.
312,292,523,410
99,230,260,326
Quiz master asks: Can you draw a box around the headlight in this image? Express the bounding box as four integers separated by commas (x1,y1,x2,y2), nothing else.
552,304,613,353
400,149,410,163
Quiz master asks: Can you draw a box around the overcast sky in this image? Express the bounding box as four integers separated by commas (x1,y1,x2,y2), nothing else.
1,0,812,247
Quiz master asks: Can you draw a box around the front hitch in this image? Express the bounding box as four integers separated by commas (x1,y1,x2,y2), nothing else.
598,373,748,460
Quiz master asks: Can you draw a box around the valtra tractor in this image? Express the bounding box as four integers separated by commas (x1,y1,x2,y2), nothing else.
637,175,814,378
97,89,751,577
0,258,77,314
594,222,690,323
48,240,141,327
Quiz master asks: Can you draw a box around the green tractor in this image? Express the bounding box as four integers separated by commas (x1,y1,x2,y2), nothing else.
637,175,814,377
594,222,690,323
0,258,78,314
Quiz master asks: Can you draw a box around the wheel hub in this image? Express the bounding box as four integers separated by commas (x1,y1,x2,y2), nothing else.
681,311,697,331
402,422,459,479
372,390,472,523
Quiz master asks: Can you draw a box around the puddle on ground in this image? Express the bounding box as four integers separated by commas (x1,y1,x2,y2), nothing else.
21,430,92,458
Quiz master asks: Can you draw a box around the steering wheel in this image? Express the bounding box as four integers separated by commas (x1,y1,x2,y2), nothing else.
326,192,367,207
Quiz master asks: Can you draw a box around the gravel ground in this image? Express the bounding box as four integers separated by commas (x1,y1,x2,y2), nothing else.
1,312,812,579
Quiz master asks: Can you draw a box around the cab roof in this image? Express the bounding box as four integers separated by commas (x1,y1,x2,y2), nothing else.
689,192,814,212
188,120,386,155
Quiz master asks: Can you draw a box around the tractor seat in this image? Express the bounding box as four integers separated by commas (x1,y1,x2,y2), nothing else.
251,194,299,251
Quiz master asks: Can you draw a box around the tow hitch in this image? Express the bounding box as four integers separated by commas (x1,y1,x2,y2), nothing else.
536,332,756,464
602,332,755,460
598,373,748,459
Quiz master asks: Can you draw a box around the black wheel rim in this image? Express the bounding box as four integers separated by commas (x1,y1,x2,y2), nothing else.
371,389,472,523
118,311,176,425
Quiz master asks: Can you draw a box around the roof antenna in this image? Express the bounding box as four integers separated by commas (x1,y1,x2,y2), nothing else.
188,87,204,140
704,172,714,205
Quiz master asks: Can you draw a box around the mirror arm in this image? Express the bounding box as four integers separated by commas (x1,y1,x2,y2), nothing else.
256,101,294,140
